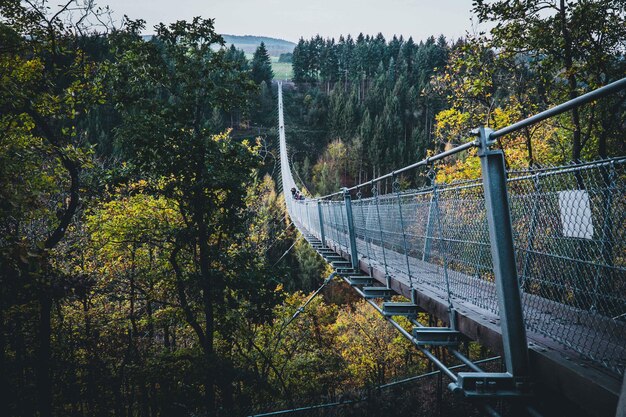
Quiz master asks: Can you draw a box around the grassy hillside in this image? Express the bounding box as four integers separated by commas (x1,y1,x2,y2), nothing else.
271,56,293,80
146,34,294,80
222,34,295,56
245,53,293,81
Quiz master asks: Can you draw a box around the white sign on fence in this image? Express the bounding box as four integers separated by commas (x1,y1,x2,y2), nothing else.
558,190,594,239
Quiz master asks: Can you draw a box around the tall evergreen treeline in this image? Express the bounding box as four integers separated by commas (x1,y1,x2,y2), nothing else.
287,34,449,193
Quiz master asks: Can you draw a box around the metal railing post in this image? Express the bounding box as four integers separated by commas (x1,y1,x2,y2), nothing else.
478,126,529,378
317,201,326,247
343,188,360,269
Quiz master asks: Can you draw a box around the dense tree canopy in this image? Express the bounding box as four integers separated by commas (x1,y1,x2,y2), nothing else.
286,33,450,189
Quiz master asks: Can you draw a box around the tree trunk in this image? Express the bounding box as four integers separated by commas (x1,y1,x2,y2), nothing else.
525,128,534,167
83,296,97,415
559,0,582,162
26,111,81,417
191,146,216,414
37,290,53,417
197,221,216,416
0,281,6,413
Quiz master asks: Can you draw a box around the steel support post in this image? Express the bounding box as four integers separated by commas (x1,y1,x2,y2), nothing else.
343,188,360,270
477,126,529,378
317,201,326,247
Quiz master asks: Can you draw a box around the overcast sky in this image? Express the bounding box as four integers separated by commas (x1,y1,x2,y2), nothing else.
99,0,486,43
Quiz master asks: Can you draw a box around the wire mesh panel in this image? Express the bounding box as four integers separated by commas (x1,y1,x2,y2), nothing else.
397,191,431,262
290,159,626,376
352,196,373,267
508,159,626,375
357,194,391,277
308,202,321,239
433,181,497,313
338,202,351,256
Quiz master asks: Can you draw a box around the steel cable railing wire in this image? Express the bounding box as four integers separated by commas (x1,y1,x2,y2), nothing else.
278,80,626,376
247,356,502,417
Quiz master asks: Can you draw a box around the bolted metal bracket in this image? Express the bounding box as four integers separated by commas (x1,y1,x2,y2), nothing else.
362,286,394,299
448,372,532,399
348,276,373,286
382,302,419,318
334,268,357,276
412,327,461,346
315,247,335,253
472,127,496,148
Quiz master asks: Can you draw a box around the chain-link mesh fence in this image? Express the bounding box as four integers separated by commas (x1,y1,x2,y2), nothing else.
508,158,626,375
288,158,626,376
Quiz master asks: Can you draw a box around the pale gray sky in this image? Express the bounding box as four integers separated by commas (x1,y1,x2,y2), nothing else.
100,0,486,43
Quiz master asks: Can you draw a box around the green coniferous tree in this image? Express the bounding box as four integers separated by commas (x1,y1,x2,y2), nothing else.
292,38,308,82
251,42,274,85
225,44,250,72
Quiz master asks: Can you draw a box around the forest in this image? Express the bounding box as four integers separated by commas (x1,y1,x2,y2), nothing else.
1,1,625,417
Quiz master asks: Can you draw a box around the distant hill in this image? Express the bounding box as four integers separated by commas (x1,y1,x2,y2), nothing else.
140,34,295,58
221,35,295,56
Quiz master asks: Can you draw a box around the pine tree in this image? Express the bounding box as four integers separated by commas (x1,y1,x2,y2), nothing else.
251,42,274,85
225,44,249,72
292,38,308,82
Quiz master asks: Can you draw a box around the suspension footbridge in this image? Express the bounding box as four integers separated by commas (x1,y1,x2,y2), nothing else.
275,79,626,417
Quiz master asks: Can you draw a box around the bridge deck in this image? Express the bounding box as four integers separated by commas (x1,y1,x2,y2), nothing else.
306,227,624,417
365,239,626,368
280,80,626,416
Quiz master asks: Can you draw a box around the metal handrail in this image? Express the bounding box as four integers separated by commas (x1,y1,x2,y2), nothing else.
490,77,626,140
317,140,479,199
314,76,626,200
